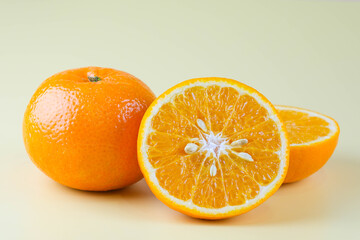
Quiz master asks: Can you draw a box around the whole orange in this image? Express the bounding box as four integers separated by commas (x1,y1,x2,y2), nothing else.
23,67,156,191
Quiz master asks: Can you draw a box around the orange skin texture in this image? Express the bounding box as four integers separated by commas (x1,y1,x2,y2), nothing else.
23,67,156,191
281,106,340,183
284,134,339,183
138,78,289,219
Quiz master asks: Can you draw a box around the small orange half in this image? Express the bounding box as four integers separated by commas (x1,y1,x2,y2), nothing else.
138,78,289,219
276,105,340,183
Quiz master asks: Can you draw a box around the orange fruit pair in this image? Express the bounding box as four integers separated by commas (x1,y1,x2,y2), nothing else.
137,77,339,219
23,67,155,191
24,68,339,220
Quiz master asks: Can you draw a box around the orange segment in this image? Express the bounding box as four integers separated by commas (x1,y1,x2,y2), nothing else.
222,95,269,137
138,78,289,219
155,152,204,201
151,102,201,138
172,86,211,129
146,131,190,168
192,157,227,209
230,119,282,151
234,149,281,186
276,105,339,183
205,85,240,133
278,108,331,144
219,155,260,205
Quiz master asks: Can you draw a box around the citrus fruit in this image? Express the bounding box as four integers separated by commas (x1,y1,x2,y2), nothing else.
276,105,340,183
23,67,155,191
138,77,289,219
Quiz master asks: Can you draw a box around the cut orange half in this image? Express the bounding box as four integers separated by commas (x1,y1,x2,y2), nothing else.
138,78,289,219
276,105,340,183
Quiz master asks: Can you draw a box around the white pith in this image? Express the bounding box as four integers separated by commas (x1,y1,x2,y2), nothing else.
140,81,289,215
198,132,229,159
188,128,253,177
275,105,338,146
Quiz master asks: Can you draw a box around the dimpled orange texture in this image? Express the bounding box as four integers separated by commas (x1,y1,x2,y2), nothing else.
23,67,155,191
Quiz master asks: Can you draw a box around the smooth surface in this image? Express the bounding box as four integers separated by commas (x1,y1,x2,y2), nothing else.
1,0,359,239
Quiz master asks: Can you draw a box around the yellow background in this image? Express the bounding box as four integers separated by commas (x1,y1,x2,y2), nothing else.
1,0,359,239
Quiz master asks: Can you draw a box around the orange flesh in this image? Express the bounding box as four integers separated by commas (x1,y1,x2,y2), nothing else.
277,109,330,144
146,85,282,209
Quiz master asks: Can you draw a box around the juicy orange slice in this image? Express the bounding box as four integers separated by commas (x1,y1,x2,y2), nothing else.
138,78,289,219
276,105,339,183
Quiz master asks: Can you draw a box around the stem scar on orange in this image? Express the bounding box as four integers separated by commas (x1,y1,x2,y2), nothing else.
23,67,156,191
137,78,289,219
